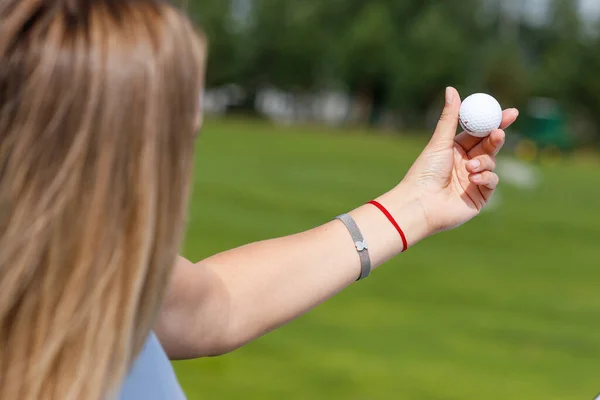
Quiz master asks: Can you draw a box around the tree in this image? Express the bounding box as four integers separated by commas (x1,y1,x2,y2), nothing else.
387,0,489,127
535,0,600,145
186,0,600,143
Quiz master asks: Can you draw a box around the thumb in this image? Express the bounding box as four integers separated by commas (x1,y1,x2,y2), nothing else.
429,87,461,148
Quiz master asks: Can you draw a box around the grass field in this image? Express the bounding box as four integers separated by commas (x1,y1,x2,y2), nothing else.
174,118,600,400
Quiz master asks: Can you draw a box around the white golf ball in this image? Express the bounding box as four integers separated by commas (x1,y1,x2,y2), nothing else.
459,93,503,138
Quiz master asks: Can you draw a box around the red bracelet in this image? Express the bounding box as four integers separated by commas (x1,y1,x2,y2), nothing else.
367,200,409,252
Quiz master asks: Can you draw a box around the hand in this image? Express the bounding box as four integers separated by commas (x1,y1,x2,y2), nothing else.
393,87,519,237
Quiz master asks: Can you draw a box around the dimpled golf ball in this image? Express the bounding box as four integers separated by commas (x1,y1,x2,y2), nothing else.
459,93,503,138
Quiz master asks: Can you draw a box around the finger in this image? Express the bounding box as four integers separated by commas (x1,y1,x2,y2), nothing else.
429,87,461,148
467,129,506,159
470,171,500,191
500,108,519,130
466,154,496,174
455,108,519,152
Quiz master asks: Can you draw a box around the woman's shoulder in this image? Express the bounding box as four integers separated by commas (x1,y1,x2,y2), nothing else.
117,332,187,400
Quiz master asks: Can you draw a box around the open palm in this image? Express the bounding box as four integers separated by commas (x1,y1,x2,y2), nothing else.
403,87,519,234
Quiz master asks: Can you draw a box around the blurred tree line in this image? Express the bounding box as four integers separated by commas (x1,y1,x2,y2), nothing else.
187,0,600,146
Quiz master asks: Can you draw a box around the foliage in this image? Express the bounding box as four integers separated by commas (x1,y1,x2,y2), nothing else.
187,0,600,142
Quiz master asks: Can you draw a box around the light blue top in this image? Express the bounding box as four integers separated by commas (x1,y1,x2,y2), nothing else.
117,332,186,400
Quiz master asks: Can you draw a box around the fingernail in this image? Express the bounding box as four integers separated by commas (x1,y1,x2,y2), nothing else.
511,108,519,116
469,159,481,170
445,87,454,105
472,174,481,183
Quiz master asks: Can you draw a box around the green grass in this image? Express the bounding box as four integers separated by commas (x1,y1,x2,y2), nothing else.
174,118,600,400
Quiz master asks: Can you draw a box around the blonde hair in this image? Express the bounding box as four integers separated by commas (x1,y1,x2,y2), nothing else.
0,1,206,399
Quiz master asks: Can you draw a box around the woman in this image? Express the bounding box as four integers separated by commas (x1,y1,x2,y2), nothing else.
0,1,518,399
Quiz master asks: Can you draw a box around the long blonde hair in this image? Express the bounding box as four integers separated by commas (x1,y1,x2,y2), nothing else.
0,1,206,399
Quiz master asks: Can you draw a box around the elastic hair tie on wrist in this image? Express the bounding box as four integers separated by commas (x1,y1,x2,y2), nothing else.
367,200,409,252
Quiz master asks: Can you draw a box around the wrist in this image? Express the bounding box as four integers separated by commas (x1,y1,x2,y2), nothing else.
374,185,432,249
346,185,431,269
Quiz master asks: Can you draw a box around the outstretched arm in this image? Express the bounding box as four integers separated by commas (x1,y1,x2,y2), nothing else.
156,190,427,360
155,88,519,360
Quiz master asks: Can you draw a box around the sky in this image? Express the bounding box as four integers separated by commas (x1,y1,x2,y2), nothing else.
508,0,600,25
579,0,600,22
230,0,600,28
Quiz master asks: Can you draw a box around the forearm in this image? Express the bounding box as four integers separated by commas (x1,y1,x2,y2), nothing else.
157,87,513,360
159,187,430,359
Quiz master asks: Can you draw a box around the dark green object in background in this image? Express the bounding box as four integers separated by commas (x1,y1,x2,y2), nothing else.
520,98,572,151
